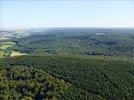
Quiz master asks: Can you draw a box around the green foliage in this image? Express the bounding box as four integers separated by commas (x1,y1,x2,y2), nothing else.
14,30,134,57
0,65,69,100
0,55,133,100
0,29,134,100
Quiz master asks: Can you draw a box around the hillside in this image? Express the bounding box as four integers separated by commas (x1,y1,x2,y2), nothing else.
0,55,134,100
0,28,134,100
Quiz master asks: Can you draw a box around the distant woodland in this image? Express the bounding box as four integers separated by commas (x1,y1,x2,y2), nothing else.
0,28,134,100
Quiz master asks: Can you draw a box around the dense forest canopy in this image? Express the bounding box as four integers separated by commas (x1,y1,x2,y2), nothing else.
0,28,134,100
11,28,134,57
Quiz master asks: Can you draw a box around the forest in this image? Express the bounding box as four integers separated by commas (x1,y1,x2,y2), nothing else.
0,28,134,100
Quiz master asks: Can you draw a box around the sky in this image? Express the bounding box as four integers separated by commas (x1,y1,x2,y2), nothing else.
0,0,134,29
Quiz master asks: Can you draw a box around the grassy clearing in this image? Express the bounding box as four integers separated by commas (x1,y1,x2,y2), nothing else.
12,32,30,38
0,41,15,49
0,41,16,58
0,41,15,45
0,50,10,58
0,36,10,40
0,41,15,50
10,51,28,57
0,44,13,50
0,50,5,58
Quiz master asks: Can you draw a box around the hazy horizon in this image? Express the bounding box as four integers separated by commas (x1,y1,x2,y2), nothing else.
0,0,134,29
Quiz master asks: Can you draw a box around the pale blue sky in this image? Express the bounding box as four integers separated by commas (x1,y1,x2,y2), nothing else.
0,0,134,29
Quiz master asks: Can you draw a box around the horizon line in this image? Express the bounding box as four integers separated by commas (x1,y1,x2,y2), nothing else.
1,27,134,30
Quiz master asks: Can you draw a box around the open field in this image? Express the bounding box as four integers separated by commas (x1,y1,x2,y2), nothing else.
0,36,10,40
0,44,13,50
10,51,28,57
0,41,16,57
0,41,15,50
0,41,15,45
0,50,5,57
